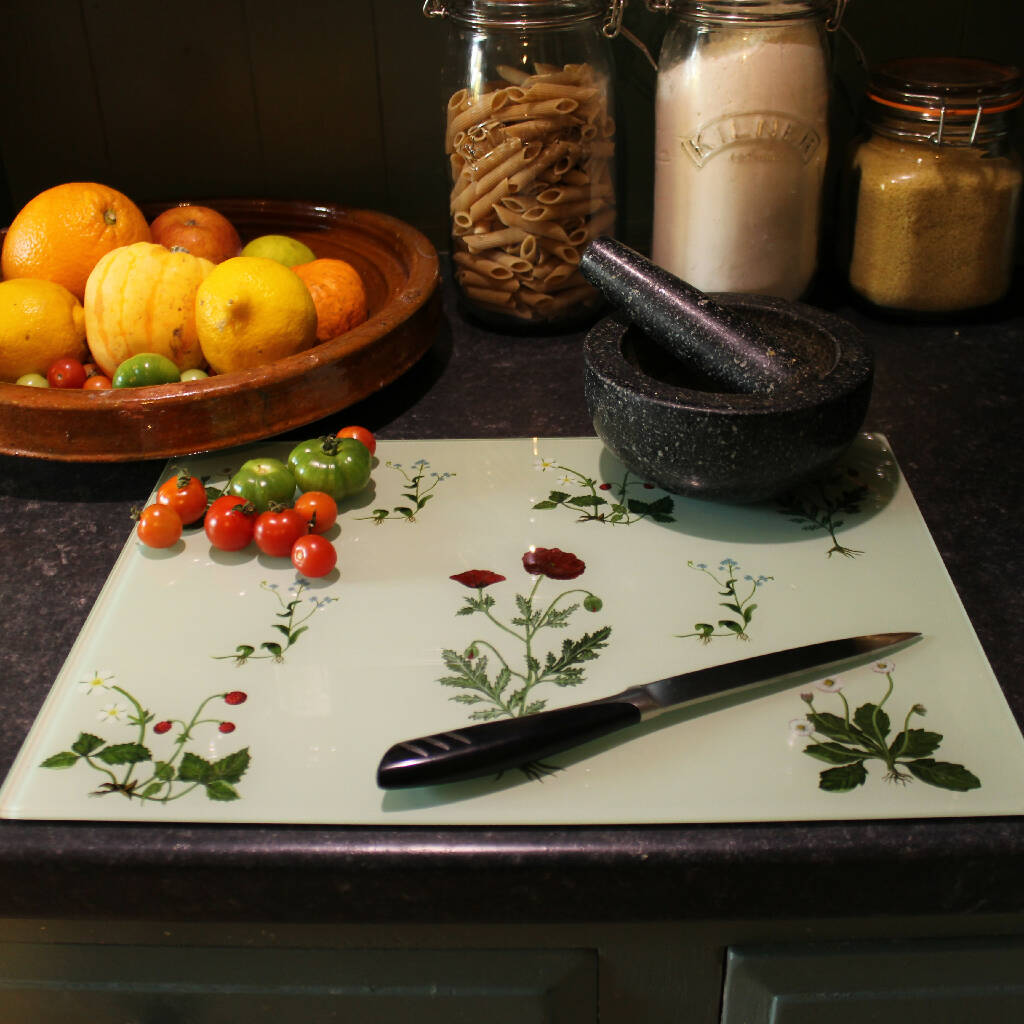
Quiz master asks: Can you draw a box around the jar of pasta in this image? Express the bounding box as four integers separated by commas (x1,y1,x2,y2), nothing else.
845,57,1023,314
424,0,620,330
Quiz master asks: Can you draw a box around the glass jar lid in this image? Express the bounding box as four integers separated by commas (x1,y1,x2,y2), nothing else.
867,57,1024,121
424,0,610,28
645,0,840,24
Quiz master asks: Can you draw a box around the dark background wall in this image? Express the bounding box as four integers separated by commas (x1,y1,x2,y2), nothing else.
2,1,1022,253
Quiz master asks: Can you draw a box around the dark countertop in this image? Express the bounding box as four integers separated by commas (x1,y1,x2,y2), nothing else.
1,270,1022,926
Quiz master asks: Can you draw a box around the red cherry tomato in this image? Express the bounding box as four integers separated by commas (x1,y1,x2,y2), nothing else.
136,503,182,548
253,507,308,558
293,491,338,535
204,495,255,551
47,356,87,389
335,424,376,456
83,374,113,390
291,533,337,577
156,470,209,524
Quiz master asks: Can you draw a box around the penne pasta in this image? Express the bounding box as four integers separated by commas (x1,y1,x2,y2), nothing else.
444,59,616,324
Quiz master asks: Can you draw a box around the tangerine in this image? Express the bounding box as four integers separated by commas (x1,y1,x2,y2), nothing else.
292,258,368,341
1,182,151,301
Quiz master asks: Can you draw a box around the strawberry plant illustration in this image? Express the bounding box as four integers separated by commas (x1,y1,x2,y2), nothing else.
777,464,870,558
790,660,980,792
532,456,674,526
439,547,611,722
678,558,773,643
213,579,337,665
41,671,250,803
361,458,456,524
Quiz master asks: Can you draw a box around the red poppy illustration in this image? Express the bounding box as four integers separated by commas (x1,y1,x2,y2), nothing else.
522,547,585,580
450,569,506,588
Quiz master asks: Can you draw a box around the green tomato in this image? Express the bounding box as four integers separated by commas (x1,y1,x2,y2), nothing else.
112,353,181,388
287,435,372,501
180,368,209,382
15,372,49,387
226,457,297,513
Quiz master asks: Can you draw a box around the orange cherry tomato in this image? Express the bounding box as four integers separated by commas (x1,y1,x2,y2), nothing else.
83,374,113,390
136,504,182,548
293,491,338,535
156,469,209,524
335,424,376,456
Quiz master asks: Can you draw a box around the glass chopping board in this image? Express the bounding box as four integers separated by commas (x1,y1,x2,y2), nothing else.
2,434,1022,825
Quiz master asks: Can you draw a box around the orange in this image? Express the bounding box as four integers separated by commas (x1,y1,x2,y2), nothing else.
292,258,368,341
1,182,151,301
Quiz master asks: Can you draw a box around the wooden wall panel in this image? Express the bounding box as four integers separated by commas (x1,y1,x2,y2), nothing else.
1,1,1023,245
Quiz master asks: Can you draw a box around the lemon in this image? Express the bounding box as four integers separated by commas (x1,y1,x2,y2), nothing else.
0,278,87,382
195,256,318,375
241,234,316,267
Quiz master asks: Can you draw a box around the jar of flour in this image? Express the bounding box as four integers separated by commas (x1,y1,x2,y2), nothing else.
647,0,839,299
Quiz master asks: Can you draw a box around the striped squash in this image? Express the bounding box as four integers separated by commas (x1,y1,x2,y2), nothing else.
84,241,214,378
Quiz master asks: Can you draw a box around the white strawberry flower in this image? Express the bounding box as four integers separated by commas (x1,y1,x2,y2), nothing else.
96,703,127,723
78,670,114,696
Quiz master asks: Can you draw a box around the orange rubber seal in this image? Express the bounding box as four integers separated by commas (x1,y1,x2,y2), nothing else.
868,91,1024,117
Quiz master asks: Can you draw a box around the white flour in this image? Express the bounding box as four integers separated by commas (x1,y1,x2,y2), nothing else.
651,24,829,299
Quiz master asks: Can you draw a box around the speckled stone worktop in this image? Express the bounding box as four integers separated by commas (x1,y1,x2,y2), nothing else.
0,270,1022,926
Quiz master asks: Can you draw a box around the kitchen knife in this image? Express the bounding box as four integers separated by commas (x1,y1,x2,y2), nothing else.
376,632,920,789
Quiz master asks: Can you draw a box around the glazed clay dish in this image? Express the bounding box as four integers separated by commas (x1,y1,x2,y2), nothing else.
0,198,440,461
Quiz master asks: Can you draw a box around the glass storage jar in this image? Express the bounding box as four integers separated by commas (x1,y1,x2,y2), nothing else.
647,0,841,300
424,0,620,330
845,57,1023,314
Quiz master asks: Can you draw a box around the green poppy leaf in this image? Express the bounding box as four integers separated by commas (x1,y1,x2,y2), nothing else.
532,501,558,510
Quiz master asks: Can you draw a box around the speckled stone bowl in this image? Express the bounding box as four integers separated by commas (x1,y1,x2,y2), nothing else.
583,295,874,503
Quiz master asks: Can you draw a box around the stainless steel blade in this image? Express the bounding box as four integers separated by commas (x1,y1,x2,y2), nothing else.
607,632,921,719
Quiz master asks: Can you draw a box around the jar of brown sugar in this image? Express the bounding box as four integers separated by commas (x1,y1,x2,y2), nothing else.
846,57,1023,314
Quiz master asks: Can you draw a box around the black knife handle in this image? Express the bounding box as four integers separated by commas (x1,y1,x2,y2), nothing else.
376,700,642,789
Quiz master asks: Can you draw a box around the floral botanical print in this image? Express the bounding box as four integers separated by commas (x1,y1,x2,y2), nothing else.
362,458,456,524
41,671,250,803
532,456,674,525
213,579,336,665
791,660,980,792
678,558,773,643
439,548,610,721
778,464,869,558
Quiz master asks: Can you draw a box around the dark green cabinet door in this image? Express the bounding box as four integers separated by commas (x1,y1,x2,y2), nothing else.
722,938,1024,1024
0,943,596,1023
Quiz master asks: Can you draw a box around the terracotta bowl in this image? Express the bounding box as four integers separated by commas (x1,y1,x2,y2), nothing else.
0,199,441,461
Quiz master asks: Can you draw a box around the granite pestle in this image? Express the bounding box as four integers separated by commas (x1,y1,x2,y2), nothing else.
580,237,810,395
